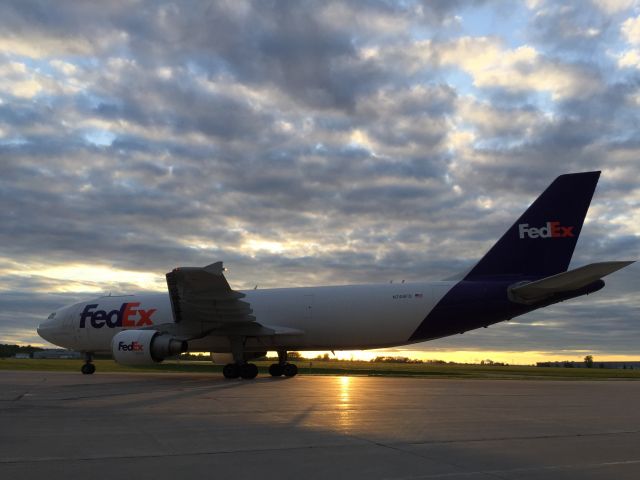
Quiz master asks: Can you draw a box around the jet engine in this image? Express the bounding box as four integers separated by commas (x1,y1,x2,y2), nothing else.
112,330,187,365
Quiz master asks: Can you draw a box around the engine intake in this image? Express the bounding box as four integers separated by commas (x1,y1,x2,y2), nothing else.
111,330,187,365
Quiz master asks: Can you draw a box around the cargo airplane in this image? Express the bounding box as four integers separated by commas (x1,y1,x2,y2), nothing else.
37,171,633,379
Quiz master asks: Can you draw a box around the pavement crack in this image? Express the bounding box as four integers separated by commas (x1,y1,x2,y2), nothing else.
383,458,640,479
401,429,640,446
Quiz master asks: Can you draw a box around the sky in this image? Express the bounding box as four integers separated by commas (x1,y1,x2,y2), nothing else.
1,0,639,364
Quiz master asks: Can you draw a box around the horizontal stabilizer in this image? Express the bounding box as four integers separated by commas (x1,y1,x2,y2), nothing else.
508,261,634,305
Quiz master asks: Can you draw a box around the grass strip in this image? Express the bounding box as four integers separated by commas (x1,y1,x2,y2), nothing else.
2,358,640,380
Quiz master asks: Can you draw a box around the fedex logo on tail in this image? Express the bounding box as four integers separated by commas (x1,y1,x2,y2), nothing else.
79,303,156,329
519,221,574,239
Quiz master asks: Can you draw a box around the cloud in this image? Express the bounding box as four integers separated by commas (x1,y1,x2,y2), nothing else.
0,61,45,98
438,37,603,99
0,34,95,59
0,0,638,358
616,14,640,69
591,0,637,15
622,14,640,44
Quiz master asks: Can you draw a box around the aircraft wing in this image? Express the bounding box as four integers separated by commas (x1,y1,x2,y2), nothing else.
166,262,303,336
166,261,254,324
508,261,634,305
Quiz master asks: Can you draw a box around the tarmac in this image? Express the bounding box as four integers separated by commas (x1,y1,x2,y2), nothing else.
1,370,640,479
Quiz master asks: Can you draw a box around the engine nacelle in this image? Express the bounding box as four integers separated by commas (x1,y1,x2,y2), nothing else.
210,352,234,365
112,330,187,365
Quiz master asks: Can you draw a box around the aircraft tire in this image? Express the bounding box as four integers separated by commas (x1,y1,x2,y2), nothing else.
283,363,298,377
240,363,258,379
81,363,95,375
269,363,284,377
223,363,240,379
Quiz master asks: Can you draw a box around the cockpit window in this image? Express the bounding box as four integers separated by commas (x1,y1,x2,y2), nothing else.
47,312,56,320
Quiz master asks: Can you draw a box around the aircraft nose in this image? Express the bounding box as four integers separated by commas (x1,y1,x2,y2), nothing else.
37,322,55,343
38,311,65,346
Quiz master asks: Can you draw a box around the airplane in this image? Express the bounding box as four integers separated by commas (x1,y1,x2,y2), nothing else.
37,171,634,379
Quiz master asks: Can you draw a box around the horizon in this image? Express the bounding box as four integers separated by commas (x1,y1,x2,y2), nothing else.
6,342,639,366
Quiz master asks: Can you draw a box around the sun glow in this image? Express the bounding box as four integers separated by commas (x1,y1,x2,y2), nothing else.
4,263,165,293
289,349,636,365
243,239,287,255
337,376,353,431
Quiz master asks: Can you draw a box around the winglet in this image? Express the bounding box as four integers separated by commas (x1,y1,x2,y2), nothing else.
203,261,225,276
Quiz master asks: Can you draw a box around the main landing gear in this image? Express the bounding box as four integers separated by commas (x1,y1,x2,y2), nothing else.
221,338,298,380
222,336,260,380
222,362,258,380
268,350,298,378
81,352,95,375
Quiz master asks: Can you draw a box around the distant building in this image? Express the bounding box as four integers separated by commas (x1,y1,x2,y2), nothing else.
537,361,640,370
32,350,82,359
14,353,31,359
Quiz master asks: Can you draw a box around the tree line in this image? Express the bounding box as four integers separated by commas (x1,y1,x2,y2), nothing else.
0,344,43,358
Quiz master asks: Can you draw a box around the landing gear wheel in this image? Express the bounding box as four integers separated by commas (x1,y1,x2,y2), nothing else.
269,363,284,377
283,363,298,377
223,363,240,379
81,363,95,375
240,363,258,379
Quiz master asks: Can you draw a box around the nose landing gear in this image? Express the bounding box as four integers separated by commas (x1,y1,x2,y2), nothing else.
81,353,95,375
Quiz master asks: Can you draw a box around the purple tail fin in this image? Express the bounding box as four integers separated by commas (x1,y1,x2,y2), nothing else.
464,171,601,280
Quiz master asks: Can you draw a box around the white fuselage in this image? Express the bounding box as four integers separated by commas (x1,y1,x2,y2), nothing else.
38,282,455,354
